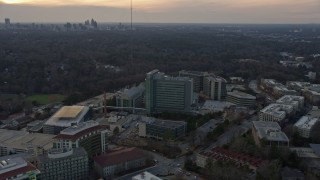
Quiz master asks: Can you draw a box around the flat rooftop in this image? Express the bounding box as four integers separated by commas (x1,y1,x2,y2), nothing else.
260,103,293,117
179,70,207,76
227,90,256,100
45,106,90,127
39,147,87,163
53,106,84,118
294,116,319,130
0,129,55,151
0,157,38,179
276,95,304,104
118,84,145,98
252,121,289,142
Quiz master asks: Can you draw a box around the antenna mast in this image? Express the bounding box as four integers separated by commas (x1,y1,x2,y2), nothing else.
130,0,133,65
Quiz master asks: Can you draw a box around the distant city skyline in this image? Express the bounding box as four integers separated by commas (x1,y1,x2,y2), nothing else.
1,0,320,24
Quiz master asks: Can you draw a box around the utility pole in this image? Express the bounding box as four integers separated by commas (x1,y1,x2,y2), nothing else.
130,0,133,65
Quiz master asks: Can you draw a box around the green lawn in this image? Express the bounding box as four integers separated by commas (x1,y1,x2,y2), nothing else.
26,94,66,105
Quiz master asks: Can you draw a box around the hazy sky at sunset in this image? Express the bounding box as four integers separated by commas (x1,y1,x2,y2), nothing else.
1,0,320,23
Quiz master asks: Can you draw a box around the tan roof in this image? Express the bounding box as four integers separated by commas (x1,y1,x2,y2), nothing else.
53,106,84,118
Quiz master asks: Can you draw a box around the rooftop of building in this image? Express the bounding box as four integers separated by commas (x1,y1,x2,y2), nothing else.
199,147,266,168
252,121,289,142
0,129,55,151
205,75,227,83
287,81,311,88
27,120,43,127
132,171,163,180
0,157,39,180
260,103,293,117
44,106,90,127
117,84,145,99
307,107,320,118
53,106,84,118
262,79,277,85
294,116,319,130
38,147,87,163
54,121,108,141
276,95,304,104
227,90,256,100
93,147,146,167
141,117,186,129
179,70,207,76
146,69,160,76
273,85,297,93
163,76,192,82
307,85,320,95
290,147,319,158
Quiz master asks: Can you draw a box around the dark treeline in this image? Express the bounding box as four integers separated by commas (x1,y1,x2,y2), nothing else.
1,24,320,98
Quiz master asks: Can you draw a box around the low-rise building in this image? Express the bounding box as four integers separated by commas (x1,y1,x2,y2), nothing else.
276,95,304,112
132,171,162,180
294,116,319,138
94,147,147,178
302,85,320,105
196,147,266,170
53,121,109,158
0,156,40,180
259,103,293,122
252,121,289,147
226,90,256,107
43,106,90,135
0,129,55,157
38,147,89,180
139,118,187,140
260,79,298,97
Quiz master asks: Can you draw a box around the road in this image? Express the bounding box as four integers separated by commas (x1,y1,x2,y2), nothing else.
205,116,256,151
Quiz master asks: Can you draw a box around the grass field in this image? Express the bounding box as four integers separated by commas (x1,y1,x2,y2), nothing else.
26,94,66,105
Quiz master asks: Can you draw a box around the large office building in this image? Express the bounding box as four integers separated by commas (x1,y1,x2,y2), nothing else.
43,106,90,134
203,75,227,101
0,156,40,180
138,118,187,140
252,121,289,147
116,83,145,109
38,147,89,180
226,90,256,107
259,103,294,122
179,70,207,93
145,70,193,114
0,129,55,157
294,116,319,138
53,121,109,158
94,147,146,178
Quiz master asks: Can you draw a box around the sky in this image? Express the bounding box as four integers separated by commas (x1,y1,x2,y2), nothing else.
0,0,320,24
